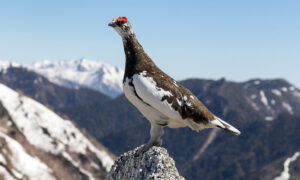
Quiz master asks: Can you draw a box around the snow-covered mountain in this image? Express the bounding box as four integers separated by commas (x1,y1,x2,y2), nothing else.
29,59,124,97
1,65,300,179
0,61,21,71
0,59,124,97
0,132,55,180
0,83,114,180
240,79,300,120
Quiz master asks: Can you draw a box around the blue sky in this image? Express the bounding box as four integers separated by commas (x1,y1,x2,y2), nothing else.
0,1,299,87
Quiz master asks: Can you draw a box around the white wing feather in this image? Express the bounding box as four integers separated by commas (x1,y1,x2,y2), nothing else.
132,72,181,119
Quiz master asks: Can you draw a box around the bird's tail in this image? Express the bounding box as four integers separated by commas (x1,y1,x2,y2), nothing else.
209,117,241,135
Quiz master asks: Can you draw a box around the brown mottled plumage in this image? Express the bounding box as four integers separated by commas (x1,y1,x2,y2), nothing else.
123,36,215,123
109,17,240,155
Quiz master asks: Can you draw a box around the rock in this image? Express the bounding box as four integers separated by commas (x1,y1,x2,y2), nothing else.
106,145,184,180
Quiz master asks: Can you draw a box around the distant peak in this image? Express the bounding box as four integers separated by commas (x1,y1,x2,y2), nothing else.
245,78,292,88
27,59,124,97
32,59,53,68
42,59,52,64
0,61,21,70
78,58,89,63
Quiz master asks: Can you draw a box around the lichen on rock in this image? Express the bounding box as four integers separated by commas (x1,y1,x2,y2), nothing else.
106,145,184,180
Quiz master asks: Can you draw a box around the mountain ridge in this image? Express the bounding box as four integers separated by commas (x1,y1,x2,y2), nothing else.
1,66,300,179
0,59,124,97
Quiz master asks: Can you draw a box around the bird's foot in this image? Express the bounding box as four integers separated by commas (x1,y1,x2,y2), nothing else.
135,145,150,157
135,139,162,157
153,139,163,147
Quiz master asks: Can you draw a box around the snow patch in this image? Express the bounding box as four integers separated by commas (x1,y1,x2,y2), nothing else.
251,94,257,99
293,91,300,98
254,80,260,85
6,121,12,127
90,162,100,169
0,83,114,172
11,169,23,179
62,152,95,180
0,132,55,180
251,102,260,111
271,99,276,105
282,102,293,114
274,152,300,180
0,166,15,180
265,116,274,121
260,91,270,109
272,89,282,96
289,86,295,91
0,153,7,165
281,87,288,92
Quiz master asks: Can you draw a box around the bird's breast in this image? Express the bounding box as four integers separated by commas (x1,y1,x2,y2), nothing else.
123,77,171,125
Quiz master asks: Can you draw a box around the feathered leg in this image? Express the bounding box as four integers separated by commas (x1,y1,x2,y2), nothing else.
136,123,164,156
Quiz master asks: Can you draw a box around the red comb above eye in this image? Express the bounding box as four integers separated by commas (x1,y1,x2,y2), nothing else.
122,16,128,22
117,16,128,22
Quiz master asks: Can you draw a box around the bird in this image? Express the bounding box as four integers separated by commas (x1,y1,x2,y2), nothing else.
108,16,241,155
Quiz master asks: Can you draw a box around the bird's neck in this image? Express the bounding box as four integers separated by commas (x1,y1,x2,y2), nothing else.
122,35,152,80
123,35,146,65
123,35,143,55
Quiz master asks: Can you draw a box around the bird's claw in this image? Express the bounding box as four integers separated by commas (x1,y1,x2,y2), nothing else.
135,145,149,156
153,139,162,147
135,139,163,157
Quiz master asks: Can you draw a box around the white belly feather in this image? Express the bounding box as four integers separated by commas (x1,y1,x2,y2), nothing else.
123,79,167,125
123,72,187,128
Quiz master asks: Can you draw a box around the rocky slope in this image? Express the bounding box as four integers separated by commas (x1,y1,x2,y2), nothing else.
0,83,114,180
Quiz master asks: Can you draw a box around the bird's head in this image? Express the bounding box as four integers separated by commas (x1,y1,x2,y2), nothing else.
108,16,134,39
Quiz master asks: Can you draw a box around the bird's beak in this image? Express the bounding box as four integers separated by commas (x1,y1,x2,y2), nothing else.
108,22,116,27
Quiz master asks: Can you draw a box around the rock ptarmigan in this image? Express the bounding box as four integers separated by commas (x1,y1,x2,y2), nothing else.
109,17,241,155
